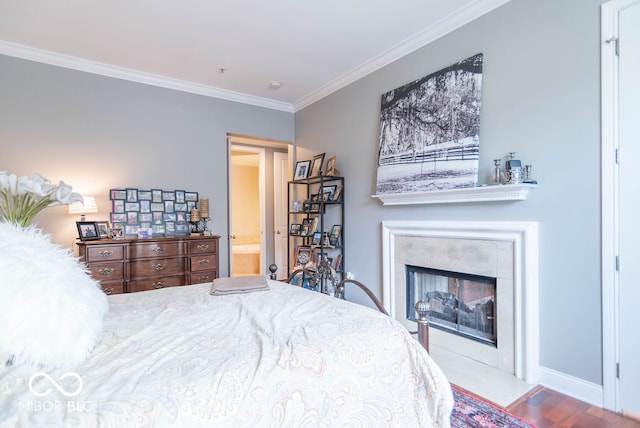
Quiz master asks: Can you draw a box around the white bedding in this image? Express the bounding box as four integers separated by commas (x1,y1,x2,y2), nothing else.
0,280,453,427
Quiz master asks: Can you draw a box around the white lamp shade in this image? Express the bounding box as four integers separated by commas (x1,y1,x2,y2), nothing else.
68,196,98,215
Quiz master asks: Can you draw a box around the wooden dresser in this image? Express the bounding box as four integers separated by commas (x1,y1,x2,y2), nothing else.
77,235,220,295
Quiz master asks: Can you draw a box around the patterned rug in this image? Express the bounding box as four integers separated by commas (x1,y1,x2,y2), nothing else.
451,385,536,427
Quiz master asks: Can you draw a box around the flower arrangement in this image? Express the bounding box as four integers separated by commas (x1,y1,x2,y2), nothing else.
0,172,83,227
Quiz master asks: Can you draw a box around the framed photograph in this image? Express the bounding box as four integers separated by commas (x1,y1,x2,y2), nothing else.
162,191,175,201
164,212,177,222
329,224,342,246
126,188,138,202
138,190,152,200
150,202,164,212
291,200,301,212
175,203,187,212
127,212,139,224
76,221,100,241
109,225,124,239
333,185,343,201
164,200,174,213
294,160,311,180
300,218,312,236
110,189,126,200
312,231,322,245
310,203,321,213
322,185,337,201
293,245,312,267
185,192,198,202
325,156,337,176
289,223,301,235
124,225,139,235
175,190,186,203
125,202,140,212
151,189,163,203
151,224,166,236
310,153,325,177
140,200,151,213
334,254,343,271
111,213,126,223
96,221,110,238
139,213,153,223
137,227,153,239
112,200,125,213
315,251,328,266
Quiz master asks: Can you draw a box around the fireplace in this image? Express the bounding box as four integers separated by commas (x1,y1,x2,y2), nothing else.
406,265,497,346
381,220,539,384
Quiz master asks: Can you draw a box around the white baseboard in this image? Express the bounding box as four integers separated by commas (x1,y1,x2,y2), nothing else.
538,366,603,407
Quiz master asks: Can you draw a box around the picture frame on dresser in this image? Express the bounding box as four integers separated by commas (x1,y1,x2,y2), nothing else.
109,225,124,239
96,221,110,239
76,221,101,241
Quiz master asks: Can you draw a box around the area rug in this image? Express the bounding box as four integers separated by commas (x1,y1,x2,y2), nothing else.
451,385,536,427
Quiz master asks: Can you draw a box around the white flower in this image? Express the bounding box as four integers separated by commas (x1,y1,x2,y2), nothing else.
0,172,84,227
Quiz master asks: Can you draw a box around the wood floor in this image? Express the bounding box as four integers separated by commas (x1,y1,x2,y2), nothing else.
506,386,640,428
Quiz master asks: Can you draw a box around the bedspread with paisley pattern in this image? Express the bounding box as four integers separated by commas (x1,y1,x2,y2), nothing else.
0,280,453,427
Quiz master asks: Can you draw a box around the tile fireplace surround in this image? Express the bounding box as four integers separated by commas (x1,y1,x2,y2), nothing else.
381,221,539,385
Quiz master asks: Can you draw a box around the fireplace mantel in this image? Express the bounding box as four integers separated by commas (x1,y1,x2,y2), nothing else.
371,183,536,205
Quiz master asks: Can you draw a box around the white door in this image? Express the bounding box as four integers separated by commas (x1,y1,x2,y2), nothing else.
273,152,289,279
618,0,640,417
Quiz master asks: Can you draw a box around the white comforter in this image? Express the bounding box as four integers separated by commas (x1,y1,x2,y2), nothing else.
1,281,453,427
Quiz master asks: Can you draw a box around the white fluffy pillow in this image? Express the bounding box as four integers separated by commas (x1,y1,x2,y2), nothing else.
0,222,108,369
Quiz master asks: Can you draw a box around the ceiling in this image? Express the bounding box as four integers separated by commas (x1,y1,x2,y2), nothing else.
0,0,509,112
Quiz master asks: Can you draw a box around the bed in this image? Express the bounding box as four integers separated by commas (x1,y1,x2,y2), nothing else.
1,279,453,426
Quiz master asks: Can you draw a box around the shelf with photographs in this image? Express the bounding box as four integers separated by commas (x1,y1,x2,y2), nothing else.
287,174,344,289
109,188,206,238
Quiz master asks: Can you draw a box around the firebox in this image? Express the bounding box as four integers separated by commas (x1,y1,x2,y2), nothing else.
406,265,497,346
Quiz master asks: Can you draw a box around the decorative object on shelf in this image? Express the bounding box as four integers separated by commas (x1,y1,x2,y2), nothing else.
109,187,200,237
523,164,537,184
493,159,502,184
0,172,83,227
506,152,523,184
293,160,311,180
325,156,337,176
310,153,325,177
95,221,110,238
68,195,98,221
376,53,484,196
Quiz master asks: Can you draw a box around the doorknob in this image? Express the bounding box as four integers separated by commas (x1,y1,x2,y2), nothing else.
276,231,281,235
229,234,237,239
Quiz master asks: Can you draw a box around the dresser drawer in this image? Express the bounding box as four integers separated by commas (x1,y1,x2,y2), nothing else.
189,239,217,255
190,255,217,272
129,242,186,259
85,245,125,262
128,275,186,293
190,270,218,284
129,257,186,278
87,262,125,282
100,282,125,295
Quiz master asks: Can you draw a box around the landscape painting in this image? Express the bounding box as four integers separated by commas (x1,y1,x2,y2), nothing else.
376,53,484,195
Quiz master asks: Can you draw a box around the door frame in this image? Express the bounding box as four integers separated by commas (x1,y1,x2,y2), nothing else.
601,0,640,411
226,133,293,277
228,142,266,276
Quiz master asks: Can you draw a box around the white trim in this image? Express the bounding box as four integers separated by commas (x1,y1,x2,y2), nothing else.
293,0,513,111
0,0,511,113
538,366,604,408
0,41,294,113
381,220,539,384
372,183,535,206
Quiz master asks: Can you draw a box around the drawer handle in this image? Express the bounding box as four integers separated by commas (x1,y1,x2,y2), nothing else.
102,287,114,295
152,263,166,271
198,275,211,282
152,247,166,255
153,281,166,289
99,250,114,257
197,244,209,251
198,259,209,265
98,268,115,275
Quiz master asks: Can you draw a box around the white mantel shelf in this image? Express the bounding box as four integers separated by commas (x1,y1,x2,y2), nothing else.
371,183,537,205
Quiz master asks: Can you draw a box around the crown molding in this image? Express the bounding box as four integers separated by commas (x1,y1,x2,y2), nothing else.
0,40,295,113
293,0,512,112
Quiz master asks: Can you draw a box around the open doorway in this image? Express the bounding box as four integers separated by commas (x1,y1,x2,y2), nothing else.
227,134,292,278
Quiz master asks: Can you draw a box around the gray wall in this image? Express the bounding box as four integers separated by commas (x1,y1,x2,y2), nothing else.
0,55,295,275
295,0,604,385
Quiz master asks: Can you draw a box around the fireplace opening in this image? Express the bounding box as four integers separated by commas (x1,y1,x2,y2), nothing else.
406,265,497,346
